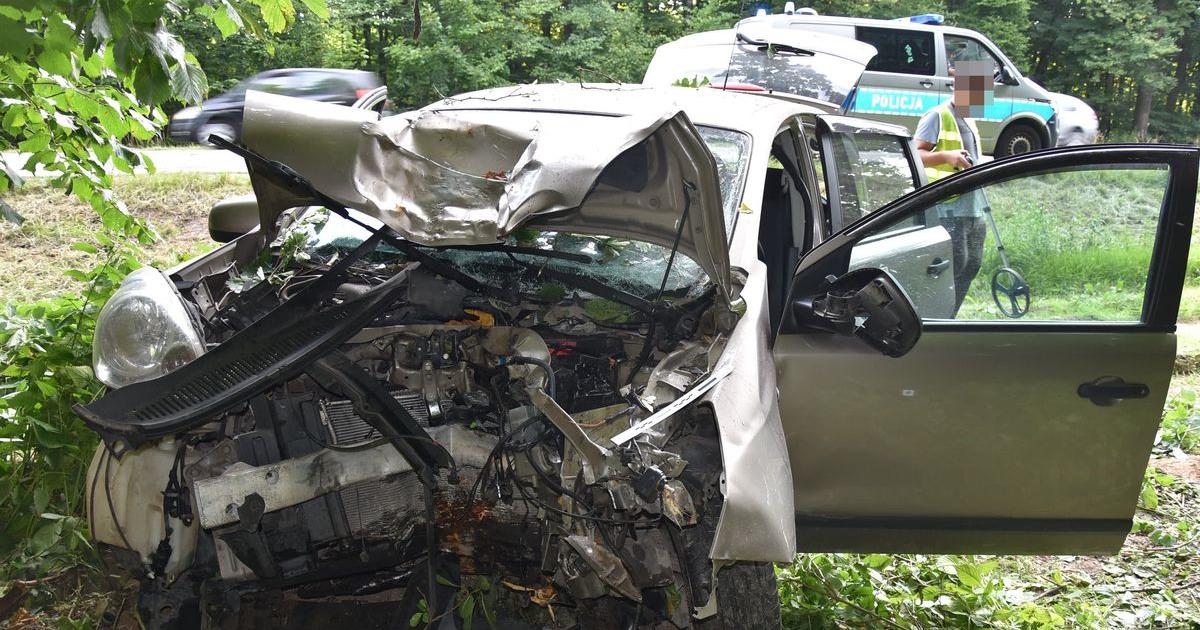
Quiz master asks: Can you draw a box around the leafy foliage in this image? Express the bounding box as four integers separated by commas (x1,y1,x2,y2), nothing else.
0,235,141,577
780,464,1200,628
1158,389,1200,455
0,0,323,612
0,0,328,223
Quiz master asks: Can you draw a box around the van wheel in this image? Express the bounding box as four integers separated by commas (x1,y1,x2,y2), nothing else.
694,562,782,629
995,123,1042,157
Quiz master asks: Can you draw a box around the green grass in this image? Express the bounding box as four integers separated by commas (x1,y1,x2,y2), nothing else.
0,172,249,304
940,167,1200,322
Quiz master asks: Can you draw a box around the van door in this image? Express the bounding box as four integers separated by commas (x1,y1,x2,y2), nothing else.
774,145,1199,554
849,26,945,133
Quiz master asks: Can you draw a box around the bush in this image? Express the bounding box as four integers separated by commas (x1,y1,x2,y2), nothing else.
0,236,140,578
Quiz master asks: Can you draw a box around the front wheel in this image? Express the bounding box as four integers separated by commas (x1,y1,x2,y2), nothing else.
696,562,782,629
994,123,1043,158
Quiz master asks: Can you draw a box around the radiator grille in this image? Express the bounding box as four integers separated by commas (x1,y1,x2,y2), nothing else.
320,389,428,536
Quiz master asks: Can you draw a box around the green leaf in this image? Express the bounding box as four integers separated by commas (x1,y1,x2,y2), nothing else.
0,15,34,57
30,520,63,554
36,50,73,77
255,0,289,32
459,594,476,630
1140,480,1159,510
296,0,329,19
210,3,240,38
33,486,48,515
169,58,209,104
953,561,983,589
71,242,98,254
90,5,111,39
18,133,51,153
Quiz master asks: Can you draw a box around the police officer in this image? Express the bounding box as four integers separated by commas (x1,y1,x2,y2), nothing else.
915,59,992,315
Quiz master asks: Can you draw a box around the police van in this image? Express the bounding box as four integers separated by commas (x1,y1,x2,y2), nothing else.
644,9,1057,157
736,10,1057,156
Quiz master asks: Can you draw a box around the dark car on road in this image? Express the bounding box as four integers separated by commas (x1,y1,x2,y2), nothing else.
168,68,382,144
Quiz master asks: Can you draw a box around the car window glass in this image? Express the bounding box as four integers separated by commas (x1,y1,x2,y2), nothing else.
827,132,917,227
846,164,1171,321
251,75,300,95
293,72,348,97
855,27,935,75
945,35,1001,74
696,127,752,232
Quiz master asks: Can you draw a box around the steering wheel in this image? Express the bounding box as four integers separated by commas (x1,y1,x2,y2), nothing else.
991,267,1030,318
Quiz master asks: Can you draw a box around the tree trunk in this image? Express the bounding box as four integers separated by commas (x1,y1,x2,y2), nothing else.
1167,47,1190,113
1134,80,1154,140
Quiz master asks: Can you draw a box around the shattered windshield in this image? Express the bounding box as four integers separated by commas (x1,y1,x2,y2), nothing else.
696,126,751,231
287,209,710,300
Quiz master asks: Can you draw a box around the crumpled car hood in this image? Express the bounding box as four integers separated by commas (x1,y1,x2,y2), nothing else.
240,91,731,300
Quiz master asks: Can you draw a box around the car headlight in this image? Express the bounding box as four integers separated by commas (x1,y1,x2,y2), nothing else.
93,268,205,388
172,106,201,122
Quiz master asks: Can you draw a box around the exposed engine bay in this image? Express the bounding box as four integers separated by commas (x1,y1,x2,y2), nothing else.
81,205,740,629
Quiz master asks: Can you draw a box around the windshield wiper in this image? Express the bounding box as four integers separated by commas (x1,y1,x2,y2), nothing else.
735,32,815,56
421,243,594,265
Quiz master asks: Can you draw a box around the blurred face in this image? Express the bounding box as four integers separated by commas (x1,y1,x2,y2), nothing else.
951,60,994,117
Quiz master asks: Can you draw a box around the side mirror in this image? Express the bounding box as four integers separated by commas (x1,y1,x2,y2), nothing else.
208,194,260,243
792,268,922,357
997,66,1019,86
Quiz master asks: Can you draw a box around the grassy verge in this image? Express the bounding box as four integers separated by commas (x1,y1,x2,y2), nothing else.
947,167,1200,322
0,173,249,305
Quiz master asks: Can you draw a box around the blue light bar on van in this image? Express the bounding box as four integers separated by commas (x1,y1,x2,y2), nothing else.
894,13,944,24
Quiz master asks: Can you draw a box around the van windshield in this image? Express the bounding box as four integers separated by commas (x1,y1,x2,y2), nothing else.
648,41,868,106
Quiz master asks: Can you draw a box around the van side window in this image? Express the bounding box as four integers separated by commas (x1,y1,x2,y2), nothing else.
945,35,1002,74
855,27,935,76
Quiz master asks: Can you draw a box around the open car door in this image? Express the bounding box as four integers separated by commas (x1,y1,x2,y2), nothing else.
774,144,1198,554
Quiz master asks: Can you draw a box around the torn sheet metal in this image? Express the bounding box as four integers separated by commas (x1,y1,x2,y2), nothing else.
238,91,731,301
612,362,734,445
192,424,492,529
193,442,414,529
529,388,611,484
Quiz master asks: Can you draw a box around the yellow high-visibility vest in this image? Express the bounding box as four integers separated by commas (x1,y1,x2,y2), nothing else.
924,104,982,182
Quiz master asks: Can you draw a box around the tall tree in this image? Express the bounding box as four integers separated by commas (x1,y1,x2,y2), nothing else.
945,0,1030,66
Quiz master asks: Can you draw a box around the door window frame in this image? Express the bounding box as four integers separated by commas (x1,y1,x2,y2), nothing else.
943,33,1006,75
815,116,925,233
780,144,1199,336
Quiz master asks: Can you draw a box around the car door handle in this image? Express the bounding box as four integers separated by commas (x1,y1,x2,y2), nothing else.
945,81,954,88
927,257,951,276
1077,376,1150,406
919,80,934,88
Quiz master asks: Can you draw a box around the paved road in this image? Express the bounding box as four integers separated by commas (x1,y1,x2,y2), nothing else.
2,146,247,177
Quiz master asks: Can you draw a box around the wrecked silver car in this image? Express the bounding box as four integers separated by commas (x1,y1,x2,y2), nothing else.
76,83,1200,630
